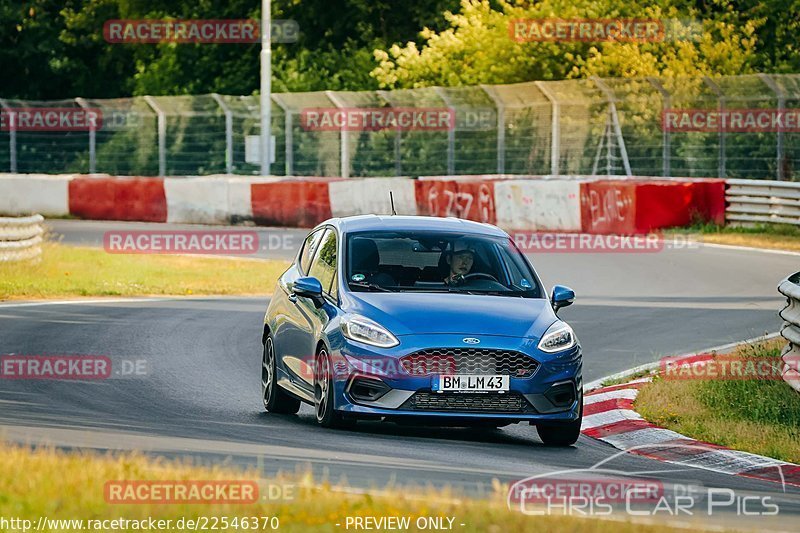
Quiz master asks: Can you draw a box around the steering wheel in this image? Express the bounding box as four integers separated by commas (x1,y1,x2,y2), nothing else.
460,272,500,283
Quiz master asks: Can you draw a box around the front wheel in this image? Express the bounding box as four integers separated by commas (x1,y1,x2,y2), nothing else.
262,335,301,414
314,348,355,429
536,398,582,446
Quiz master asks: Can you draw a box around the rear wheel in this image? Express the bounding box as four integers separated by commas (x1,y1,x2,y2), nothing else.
536,396,583,446
314,347,355,429
262,335,301,414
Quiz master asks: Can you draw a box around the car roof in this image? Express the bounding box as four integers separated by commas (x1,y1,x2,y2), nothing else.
320,215,508,237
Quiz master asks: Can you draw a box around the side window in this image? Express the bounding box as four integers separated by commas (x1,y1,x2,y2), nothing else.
299,229,324,274
308,229,338,297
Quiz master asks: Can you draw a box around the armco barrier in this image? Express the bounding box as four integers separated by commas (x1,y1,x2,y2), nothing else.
69,176,167,222
0,214,44,262
415,177,497,224
727,179,800,226
778,272,800,393
251,178,341,227
0,174,71,217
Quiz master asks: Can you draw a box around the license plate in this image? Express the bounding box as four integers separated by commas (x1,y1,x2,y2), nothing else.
432,375,510,392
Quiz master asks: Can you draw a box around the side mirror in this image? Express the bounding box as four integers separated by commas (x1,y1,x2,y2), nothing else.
292,276,325,308
550,285,575,314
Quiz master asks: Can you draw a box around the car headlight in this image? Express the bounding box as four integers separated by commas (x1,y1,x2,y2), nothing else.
341,314,399,348
537,322,576,353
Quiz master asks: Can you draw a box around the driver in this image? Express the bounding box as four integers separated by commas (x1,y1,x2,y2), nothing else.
444,245,476,286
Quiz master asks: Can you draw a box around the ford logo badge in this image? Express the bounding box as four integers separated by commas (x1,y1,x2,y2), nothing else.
462,337,480,344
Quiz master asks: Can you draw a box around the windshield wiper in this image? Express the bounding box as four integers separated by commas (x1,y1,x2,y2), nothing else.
349,282,393,292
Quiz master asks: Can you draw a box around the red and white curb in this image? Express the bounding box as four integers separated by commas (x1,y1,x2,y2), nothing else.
581,374,800,489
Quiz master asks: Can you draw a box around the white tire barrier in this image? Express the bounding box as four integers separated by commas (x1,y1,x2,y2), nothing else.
0,214,44,262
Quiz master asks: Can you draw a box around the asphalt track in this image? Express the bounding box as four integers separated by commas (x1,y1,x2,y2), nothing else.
0,220,798,529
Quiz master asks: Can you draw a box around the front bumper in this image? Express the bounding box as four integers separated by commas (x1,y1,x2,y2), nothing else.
328,333,582,423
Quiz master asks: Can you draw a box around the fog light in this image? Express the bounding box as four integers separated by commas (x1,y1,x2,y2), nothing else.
544,382,576,407
349,377,390,402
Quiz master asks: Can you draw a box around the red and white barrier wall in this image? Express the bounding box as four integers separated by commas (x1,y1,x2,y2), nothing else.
0,173,726,233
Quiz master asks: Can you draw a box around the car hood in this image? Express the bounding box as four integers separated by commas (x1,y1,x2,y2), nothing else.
340,291,557,339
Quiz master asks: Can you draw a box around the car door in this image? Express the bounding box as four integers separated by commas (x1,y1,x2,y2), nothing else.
273,227,325,390
284,228,338,393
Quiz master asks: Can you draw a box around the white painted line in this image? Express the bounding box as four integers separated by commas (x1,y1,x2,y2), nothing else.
583,388,639,405
0,297,177,308
699,242,800,257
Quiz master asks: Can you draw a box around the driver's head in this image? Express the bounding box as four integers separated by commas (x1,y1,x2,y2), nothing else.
446,247,475,277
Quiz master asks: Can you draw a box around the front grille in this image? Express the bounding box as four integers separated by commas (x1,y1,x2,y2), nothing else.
400,348,538,377
403,392,527,412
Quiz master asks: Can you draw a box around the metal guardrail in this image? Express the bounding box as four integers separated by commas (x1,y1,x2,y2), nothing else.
778,272,800,392
0,214,44,262
726,179,800,226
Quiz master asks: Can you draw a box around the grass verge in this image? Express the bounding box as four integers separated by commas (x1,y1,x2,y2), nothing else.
668,222,800,253
0,243,289,300
0,442,693,532
635,340,800,464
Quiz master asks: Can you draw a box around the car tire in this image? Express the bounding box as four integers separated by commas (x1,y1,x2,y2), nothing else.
536,396,583,446
262,335,301,414
314,347,356,429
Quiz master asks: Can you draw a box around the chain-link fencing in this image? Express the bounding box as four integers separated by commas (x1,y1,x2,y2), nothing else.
1,74,799,180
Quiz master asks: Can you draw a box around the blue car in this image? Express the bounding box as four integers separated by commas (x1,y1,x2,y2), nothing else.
261,215,583,445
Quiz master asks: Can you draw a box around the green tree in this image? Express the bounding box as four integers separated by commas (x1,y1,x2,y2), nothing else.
371,0,760,88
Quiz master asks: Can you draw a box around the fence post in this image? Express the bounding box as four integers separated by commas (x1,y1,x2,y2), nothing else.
535,81,560,177
480,84,505,174
0,99,16,172
433,87,456,175
144,96,167,177
376,90,402,176
703,77,726,178
325,90,349,178
593,77,632,177
211,93,233,174
75,98,96,173
272,95,293,177
759,74,786,181
647,77,671,178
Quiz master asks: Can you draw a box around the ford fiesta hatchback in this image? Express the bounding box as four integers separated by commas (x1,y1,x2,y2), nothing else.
260,215,582,446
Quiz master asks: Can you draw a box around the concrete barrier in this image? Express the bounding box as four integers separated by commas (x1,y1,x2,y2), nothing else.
0,174,72,217
251,178,341,228
494,180,581,231
0,173,728,232
415,177,496,224
69,176,167,222
329,177,417,217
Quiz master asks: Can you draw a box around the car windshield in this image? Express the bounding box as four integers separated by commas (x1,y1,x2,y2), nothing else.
345,231,541,297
